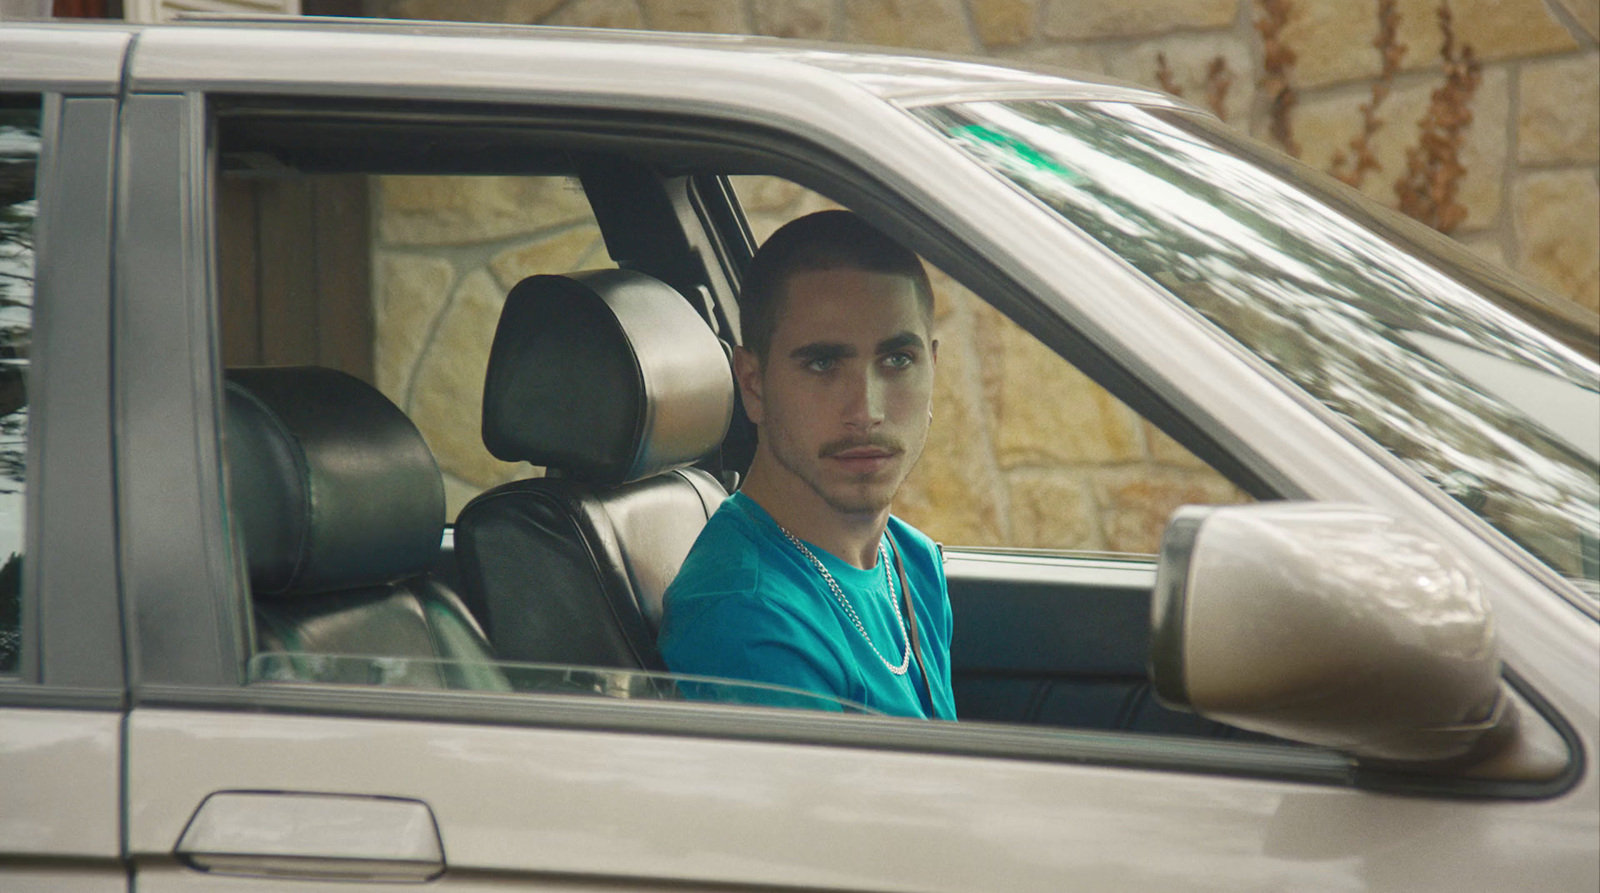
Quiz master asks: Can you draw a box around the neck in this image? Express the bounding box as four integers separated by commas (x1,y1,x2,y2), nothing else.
740,450,889,569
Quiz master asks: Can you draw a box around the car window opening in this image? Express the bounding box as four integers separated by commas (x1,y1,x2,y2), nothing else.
213,107,1281,750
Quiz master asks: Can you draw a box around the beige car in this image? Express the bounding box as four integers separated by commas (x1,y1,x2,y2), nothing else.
1,16,1596,893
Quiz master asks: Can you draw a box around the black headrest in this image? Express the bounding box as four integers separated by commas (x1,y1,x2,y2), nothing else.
224,366,445,598
481,269,733,487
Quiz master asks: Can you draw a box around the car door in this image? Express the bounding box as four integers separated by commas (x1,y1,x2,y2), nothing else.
0,24,129,893
114,22,1597,893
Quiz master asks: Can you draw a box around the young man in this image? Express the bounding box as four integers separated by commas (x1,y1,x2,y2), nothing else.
657,210,956,720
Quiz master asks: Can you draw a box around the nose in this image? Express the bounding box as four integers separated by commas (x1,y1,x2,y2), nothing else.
842,366,886,430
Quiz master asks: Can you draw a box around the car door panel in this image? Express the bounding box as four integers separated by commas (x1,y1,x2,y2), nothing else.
0,708,123,886
3,868,126,893
945,551,1236,736
94,22,1597,893
123,704,1569,893
0,30,129,891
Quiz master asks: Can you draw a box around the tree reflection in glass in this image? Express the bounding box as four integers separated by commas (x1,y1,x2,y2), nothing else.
0,103,38,673
919,100,1599,593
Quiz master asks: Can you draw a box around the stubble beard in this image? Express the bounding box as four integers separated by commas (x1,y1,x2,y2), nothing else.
768,427,928,518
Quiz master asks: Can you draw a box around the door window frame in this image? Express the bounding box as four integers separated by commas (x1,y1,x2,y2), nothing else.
0,88,124,707
117,88,1582,803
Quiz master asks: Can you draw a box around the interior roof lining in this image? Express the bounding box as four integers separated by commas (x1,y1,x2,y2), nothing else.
215,99,796,178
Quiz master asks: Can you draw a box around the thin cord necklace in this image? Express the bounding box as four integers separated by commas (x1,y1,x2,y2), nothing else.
777,525,911,675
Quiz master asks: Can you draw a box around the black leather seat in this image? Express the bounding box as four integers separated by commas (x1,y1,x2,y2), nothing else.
454,269,733,671
224,366,505,690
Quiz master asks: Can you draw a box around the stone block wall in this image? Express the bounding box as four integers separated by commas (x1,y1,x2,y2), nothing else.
368,0,1597,551
376,0,1599,315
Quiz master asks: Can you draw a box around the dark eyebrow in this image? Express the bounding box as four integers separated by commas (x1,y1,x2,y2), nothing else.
790,341,855,362
876,331,925,354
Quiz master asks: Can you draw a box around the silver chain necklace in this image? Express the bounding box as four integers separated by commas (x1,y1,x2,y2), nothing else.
777,526,911,675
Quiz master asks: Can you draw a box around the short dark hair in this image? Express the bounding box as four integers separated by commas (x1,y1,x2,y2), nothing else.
739,210,934,361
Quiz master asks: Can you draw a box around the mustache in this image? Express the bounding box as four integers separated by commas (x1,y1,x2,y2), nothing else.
819,435,904,459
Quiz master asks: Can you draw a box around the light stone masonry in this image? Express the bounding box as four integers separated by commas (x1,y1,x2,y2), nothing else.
379,175,593,246
544,0,644,29
969,0,1039,48
385,0,564,24
844,0,978,52
406,270,523,489
1518,52,1600,164
1516,169,1600,312
1461,232,1509,267
1551,0,1599,40
1103,32,1257,123
751,0,834,40
1092,467,1248,554
896,294,1011,546
996,42,1106,74
489,226,609,291
1004,470,1099,549
640,0,747,34
978,303,1144,467
1450,0,1579,60
1280,0,1452,88
1042,0,1237,41
372,252,453,401
1282,0,1575,88
1294,66,1510,231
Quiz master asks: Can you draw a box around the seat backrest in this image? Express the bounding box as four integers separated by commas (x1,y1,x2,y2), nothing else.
225,366,503,690
456,269,733,670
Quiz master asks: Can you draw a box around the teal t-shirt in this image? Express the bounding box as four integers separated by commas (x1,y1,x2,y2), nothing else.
658,492,956,720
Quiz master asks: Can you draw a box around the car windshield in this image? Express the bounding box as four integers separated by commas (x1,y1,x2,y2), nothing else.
916,99,1600,600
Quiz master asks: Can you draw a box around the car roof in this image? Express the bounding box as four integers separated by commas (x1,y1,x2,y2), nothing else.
2,15,1184,110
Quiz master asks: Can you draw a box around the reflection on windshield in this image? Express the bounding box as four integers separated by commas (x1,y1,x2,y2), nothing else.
247,651,882,714
0,106,38,674
918,100,1599,593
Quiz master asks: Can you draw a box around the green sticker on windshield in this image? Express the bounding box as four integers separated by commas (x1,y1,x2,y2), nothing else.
953,123,1087,186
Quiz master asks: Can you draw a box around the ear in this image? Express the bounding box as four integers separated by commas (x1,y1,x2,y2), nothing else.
732,345,765,426
930,337,939,365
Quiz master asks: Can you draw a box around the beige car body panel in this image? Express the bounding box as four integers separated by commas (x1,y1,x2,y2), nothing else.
0,18,1594,892
0,708,124,890
128,707,1594,892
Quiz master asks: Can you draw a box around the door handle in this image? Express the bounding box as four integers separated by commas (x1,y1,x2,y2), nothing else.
175,791,444,882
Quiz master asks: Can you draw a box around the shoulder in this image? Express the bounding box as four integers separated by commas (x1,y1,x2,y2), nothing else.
666,495,814,608
886,514,941,566
669,500,765,600
885,514,949,610
659,556,841,672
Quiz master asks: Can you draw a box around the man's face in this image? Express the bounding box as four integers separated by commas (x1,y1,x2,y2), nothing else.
736,266,937,517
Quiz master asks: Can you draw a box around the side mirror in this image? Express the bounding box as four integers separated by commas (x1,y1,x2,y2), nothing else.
1149,502,1509,765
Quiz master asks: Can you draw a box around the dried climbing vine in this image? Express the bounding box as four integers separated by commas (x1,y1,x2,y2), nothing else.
1394,2,1481,233
1329,0,1406,187
1153,54,1235,121
1204,58,1235,122
1256,0,1300,157
1155,53,1182,97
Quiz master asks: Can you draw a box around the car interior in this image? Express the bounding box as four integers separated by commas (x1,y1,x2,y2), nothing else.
225,364,503,690
215,99,1261,737
454,268,732,671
